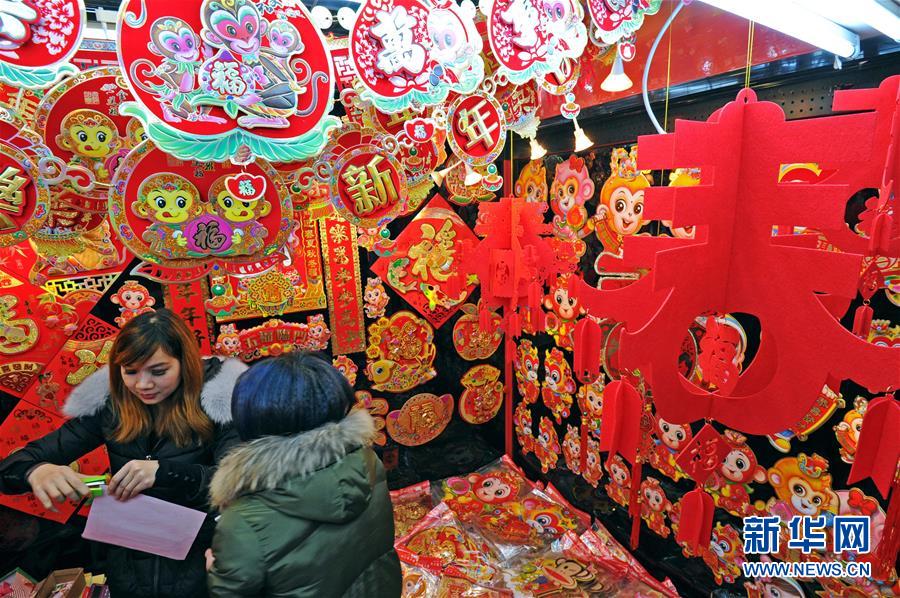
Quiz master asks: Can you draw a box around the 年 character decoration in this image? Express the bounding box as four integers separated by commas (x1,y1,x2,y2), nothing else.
117,0,339,164
371,195,476,327
0,0,84,89
350,0,485,113
444,89,507,182
109,141,291,282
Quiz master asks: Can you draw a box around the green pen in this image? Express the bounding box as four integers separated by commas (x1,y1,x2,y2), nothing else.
82,475,110,498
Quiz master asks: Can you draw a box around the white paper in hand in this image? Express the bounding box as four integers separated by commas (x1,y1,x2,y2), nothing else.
82,491,206,560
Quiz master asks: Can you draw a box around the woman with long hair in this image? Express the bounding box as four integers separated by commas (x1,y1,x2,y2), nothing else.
206,352,401,597
0,309,246,597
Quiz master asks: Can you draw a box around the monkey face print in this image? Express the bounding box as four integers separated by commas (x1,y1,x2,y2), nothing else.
116,0,337,163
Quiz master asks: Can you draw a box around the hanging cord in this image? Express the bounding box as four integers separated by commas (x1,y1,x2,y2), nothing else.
744,21,756,88
662,2,674,132
656,3,675,237
642,0,685,134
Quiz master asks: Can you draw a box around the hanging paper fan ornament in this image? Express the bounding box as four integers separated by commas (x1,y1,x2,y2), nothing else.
0,0,84,89
0,129,49,247
479,0,586,84
108,141,292,283
587,0,662,46
116,0,339,164
350,0,485,113
446,91,507,168
307,123,409,229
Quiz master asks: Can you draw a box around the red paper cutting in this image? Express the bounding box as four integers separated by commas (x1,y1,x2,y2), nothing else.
571,86,900,436
825,75,900,257
371,195,477,328
18,315,118,416
0,402,109,523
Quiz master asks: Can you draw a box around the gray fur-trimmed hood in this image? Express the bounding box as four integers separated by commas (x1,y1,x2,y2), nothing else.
210,408,376,511
62,357,247,425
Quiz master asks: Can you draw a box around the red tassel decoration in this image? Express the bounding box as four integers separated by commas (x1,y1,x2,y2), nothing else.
676,487,715,554
872,474,900,580
478,306,492,332
629,460,642,550
507,311,521,338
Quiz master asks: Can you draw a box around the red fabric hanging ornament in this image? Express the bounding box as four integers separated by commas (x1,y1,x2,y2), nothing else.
569,86,900,436
453,196,572,338
847,393,899,497
676,487,715,555
846,393,899,580
597,378,645,548
671,423,730,554
573,317,604,384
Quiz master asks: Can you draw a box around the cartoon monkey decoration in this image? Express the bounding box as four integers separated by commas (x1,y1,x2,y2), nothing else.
111,281,156,328
57,109,124,181
594,146,651,258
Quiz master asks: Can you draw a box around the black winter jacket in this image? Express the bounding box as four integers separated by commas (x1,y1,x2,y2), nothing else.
0,357,247,598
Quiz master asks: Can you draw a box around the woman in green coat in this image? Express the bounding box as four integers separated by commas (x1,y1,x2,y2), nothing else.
206,352,401,598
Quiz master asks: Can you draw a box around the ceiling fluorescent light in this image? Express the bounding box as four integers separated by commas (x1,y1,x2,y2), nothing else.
697,0,860,58
802,0,900,42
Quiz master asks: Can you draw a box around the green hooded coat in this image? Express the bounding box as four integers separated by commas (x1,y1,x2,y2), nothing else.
206,409,401,597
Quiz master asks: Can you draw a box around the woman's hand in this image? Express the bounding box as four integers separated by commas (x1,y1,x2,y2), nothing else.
205,548,215,572
108,460,159,501
26,463,90,511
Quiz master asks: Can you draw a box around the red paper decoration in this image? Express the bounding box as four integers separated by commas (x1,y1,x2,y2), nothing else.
116,0,337,163
572,87,900,436
452,195,572,337
371,195,477,328
108,141,292,282
0,0,85,90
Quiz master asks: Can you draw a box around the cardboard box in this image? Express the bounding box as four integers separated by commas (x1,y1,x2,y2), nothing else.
31,569,85,598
